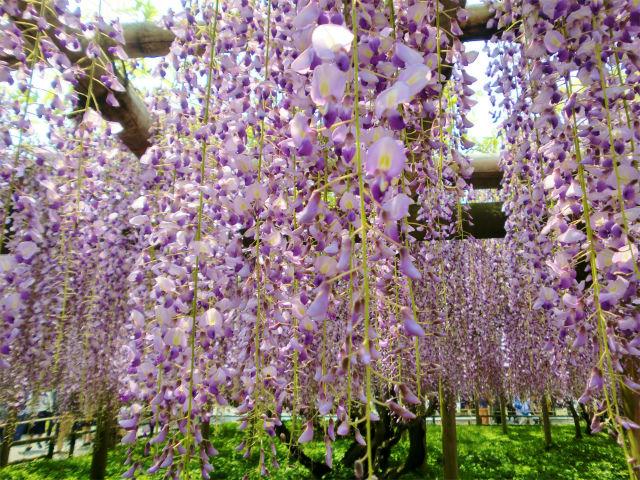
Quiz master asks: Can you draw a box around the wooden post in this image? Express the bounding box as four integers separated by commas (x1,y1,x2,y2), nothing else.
622,359,640,479
201,416,211,441
475,394,482,426
68,428,77,458
540,395,553,448
47,421,59,459
0,412,16,468
440,386,459,480
500,395,508,434
89,405,113,480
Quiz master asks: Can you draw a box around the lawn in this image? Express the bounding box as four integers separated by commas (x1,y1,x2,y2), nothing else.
0,424,628,479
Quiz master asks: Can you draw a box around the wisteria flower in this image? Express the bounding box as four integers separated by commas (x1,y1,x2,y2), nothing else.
365,137,406,180
311,24,353,60
311,64,346,106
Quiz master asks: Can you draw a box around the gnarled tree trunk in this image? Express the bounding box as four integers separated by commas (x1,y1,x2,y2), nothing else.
380,399,437,479
566,399,582,440
578,403,592,436
275,420,331,478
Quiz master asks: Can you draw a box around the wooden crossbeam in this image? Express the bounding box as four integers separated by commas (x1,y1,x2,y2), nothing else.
109,4,498,59
467,153,502,189
408,201,506,241
3,3,502,163
10,435,56,447
458,3,500,42
9,1,152,157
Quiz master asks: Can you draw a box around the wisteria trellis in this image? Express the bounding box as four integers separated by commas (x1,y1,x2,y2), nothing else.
0,0,639,479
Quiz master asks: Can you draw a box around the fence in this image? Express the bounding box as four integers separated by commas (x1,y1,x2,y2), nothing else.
0,416,96,467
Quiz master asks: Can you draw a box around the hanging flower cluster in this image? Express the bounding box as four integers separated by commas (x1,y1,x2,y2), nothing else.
2,0,640,479
118,0,486,478
0,0,141,429
487,0,640,470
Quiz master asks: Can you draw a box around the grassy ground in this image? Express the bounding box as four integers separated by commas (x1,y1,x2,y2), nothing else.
0,423,628,479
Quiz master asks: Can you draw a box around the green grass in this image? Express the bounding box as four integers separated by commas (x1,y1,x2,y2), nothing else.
0,424,628,479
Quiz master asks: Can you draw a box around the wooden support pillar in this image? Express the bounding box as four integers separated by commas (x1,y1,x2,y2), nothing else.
48,421,59,459
68,428,77,458
201,414,211,441
89,405,113,480
440,386,459,480
500,395,508,434
0,412,16,469
540,395,553,448
475,394,482,426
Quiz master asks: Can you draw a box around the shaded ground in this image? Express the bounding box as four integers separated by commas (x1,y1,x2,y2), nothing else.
0,424,628,479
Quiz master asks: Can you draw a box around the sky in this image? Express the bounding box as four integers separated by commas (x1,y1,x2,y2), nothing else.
79,0,500,142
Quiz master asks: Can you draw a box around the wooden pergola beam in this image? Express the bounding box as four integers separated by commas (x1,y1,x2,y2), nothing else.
9,1,151,157
467,153,502,189
458,3,500,43
408,201,506,241
4,3,501,162
112,4,498,59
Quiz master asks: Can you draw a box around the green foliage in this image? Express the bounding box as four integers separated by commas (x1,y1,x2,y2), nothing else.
115,0,158,22
398,425,628,480
469,133,500,154
0,425,627,479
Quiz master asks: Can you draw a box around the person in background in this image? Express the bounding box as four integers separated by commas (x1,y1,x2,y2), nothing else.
13,405,29,442
479,397,490,425
26,392,52,450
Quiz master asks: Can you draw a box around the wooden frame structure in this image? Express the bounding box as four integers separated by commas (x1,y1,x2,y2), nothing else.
3,0,508,263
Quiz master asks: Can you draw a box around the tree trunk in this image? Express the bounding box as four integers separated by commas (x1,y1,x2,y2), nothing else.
108,415,119,450
374,423,406,473
475,394,482,426
540,395,553,448
342,400,405,477
566,399,582,440
0,412,16,468
371,403,396,472
380,399,437,479
441,387,459,480
381,417,427,479
275,419,331,478
89,405,113,480
578,403,592,435
500,395,508,434
622,359,640,479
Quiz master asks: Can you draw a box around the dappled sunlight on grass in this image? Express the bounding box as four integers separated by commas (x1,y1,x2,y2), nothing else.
0,424,627,479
